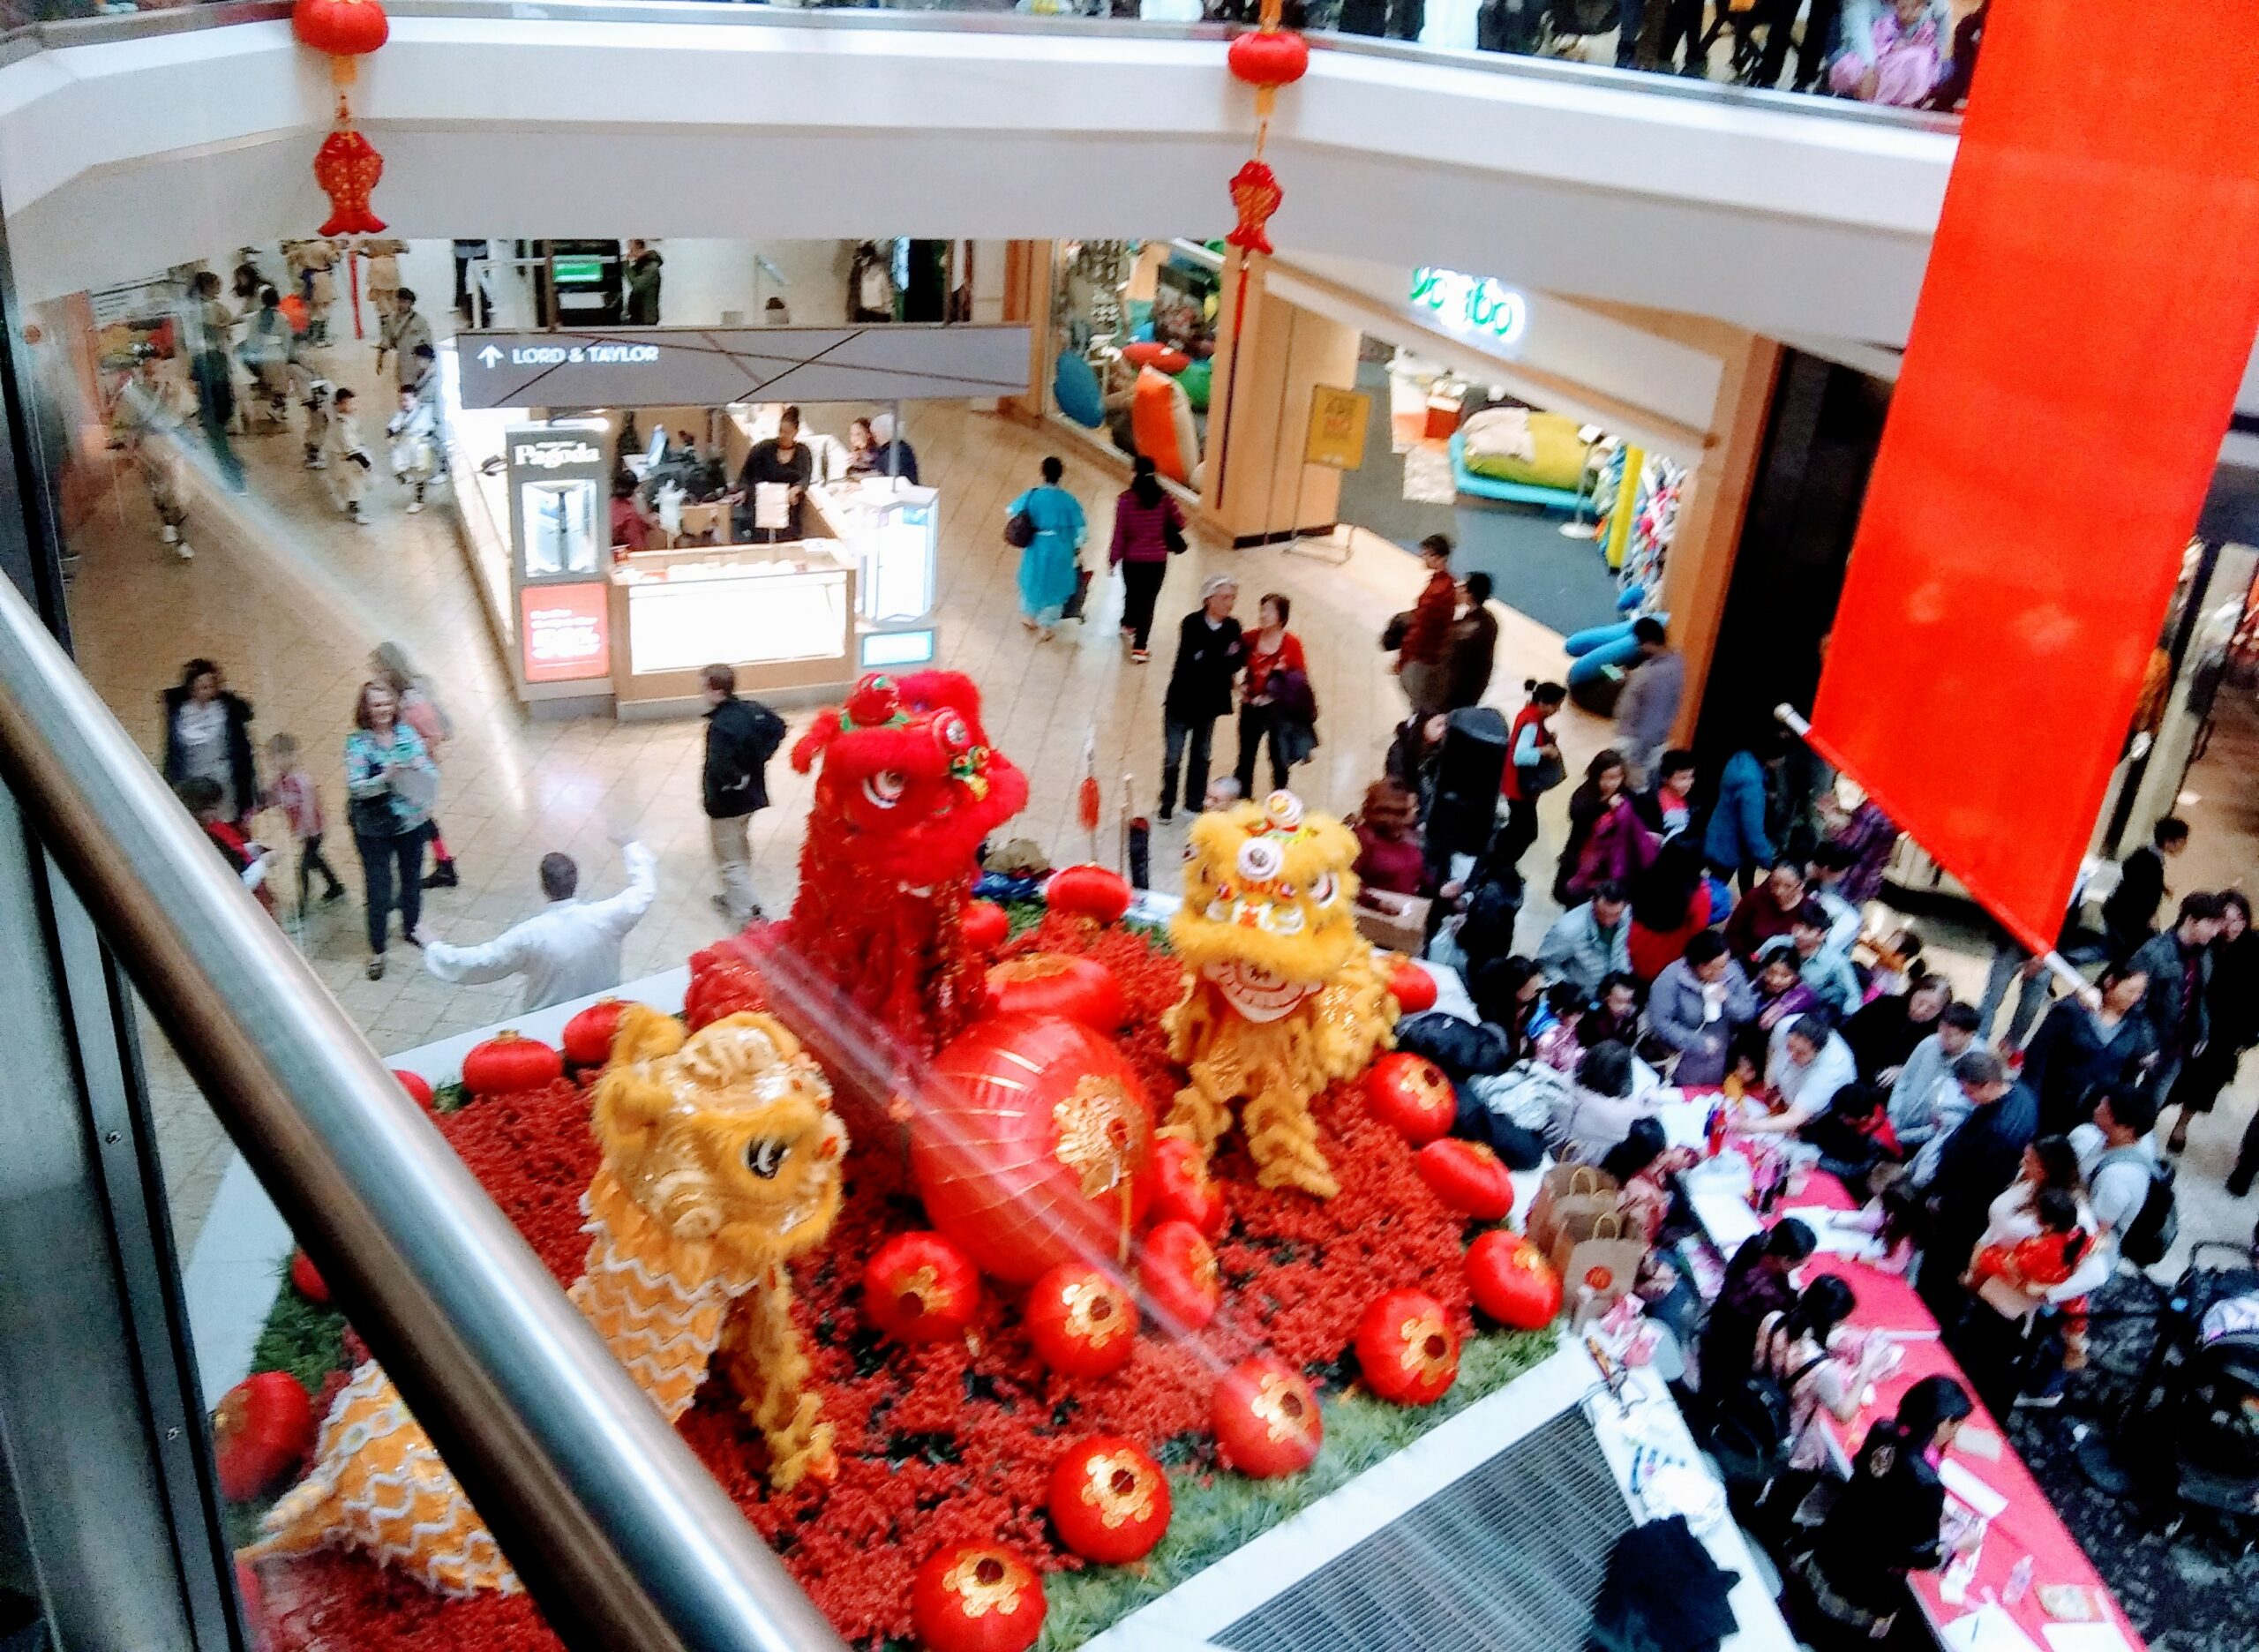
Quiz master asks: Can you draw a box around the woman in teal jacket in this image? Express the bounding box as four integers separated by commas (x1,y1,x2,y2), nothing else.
1704,740,1786,892
1011,455,1087,639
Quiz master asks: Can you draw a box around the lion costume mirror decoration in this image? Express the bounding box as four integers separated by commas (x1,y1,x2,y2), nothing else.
244,1009,847,1595
1162,790,1398,1198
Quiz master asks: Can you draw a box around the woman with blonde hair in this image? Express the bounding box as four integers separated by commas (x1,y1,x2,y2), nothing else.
370,642,460,889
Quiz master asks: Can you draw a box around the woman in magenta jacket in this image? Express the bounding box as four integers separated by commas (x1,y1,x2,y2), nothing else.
1109,456,1183,662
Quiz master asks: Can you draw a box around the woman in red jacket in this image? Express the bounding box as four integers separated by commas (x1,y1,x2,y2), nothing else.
1234,593,1310,798
1495,680,1566,875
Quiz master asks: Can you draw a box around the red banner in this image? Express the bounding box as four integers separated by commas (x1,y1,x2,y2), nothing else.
1809,3,2259,956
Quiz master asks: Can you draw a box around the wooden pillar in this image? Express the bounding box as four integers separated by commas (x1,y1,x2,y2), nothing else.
1661,331,1781,741
998,239,1053,422
1204,252,1360,544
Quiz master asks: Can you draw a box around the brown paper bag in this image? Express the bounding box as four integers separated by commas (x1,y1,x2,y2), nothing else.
1525,1163,1619,1256
1553,1210,1646,1310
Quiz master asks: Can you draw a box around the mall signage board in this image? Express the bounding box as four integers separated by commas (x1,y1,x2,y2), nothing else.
1409,268,1529,349
519,583,610,683
455,324,1034,411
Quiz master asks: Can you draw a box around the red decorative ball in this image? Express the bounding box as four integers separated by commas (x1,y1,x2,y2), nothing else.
1138,1220,1222,1330
962,898,1011,954
913,1014,1155,1283
1144,1136,1227,1238
985,953,1124,1031
1364,1051,1456,1144
863,1231,980,1345
1212,1357,1323,1478
1415,1138,1516,1220
1047,1435,1172,1564
1045,863,1133,925
1385,956,1438,1015
1227,26,1310,90
1466,1230,1563,1330
911,1543,1047,1652
391,1068,434,1112
289,1250,329,1305
213,1371,317,1502
1024,1263,1140,1378
844,671,903,728
1355,1288,1460,1405
460,1032,564,1097
293,0,389,58
560,998,630,1069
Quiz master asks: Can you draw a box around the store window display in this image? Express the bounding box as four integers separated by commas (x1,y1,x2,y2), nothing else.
1048,238,1218,486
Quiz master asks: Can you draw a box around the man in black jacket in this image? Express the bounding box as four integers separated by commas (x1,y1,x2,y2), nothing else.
701,663,785,925
1157,575,1242,822
1914,1048,2038,1325
2101,815,2188,960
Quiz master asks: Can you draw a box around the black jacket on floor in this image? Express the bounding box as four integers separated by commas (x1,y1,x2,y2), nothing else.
1587,1514,1738,1652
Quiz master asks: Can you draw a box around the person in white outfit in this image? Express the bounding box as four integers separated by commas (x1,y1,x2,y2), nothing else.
416,829,658,1013
387,386,439,513
323,386,373,523
112,357,194,559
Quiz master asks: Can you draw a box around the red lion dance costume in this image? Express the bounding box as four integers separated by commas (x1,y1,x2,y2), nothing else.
686,671,1028,1061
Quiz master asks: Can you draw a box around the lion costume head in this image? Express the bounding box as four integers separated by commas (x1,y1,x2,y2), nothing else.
1170,791,1362,1023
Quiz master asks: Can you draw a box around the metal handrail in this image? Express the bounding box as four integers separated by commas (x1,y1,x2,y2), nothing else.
0,580,844,1649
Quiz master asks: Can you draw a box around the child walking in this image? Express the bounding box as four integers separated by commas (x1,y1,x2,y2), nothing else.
323,386,373,523
387,385,439,514
261,732,348,918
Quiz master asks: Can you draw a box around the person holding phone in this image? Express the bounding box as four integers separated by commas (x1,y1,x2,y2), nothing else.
344,680,439,980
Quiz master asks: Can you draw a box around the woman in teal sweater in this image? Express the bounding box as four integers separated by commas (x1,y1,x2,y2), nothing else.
1011,456,1087,640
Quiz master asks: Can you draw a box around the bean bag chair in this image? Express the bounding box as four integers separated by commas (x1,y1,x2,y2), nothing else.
1122,341,1192,376
1564,618,1637,658
1130,366,1201,487
1054,350,1105,430
1176,357,1213,411
1459,408,1589,490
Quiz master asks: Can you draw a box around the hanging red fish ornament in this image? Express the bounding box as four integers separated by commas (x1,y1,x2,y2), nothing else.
1225,160,1285,259
313,116,387,236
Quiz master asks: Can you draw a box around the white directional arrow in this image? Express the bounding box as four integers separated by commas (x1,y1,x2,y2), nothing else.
477,345,502,368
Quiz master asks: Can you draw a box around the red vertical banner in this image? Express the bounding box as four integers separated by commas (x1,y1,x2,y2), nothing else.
1807,3,2259,955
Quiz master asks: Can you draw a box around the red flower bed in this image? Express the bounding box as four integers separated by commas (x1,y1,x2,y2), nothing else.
259,920,1470,1651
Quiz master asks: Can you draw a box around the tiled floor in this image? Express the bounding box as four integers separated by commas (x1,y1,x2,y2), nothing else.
64,342,1617,1250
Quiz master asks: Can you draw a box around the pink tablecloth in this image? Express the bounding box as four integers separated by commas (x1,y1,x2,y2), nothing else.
1784,1170,2145,1648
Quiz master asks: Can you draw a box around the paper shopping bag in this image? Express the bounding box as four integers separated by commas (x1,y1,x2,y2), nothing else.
1553,1212,1646,1310
1526,1164,1619,1256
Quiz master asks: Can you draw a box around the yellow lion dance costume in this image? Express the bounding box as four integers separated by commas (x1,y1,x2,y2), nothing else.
244,1008,847,1596
1163,790,1397,1198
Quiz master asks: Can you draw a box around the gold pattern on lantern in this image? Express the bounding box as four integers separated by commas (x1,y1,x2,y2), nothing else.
1079,1451,1160,1529
1059,1276,1131,1348
1400,1310,1454,1384
1251,1371,1317,1444
1054,1075,1141,1200
943,1551,1027,1618
995,953,1075,982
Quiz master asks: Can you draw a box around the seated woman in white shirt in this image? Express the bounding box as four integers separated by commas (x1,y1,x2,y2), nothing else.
1552,1040,1655,1163
1753,1275,1867,1461
1743,1013,1857,1135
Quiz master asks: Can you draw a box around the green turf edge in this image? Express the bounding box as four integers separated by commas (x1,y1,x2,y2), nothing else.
1032,1325,1561,1649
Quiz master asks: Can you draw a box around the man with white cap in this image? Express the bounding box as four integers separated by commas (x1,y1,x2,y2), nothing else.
1158,574,1243,822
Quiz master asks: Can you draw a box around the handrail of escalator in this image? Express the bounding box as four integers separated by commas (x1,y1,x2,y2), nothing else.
0,577,845,1651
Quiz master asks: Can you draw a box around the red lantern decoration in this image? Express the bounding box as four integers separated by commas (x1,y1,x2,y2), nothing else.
911,1543,1047,1652
561,998,631,1069
1355,1288,1460,1406
289,1250,330,1305
862,1230,981,1345
1415,1138,1516,1220
912,1014,1156,1282
1363,1051,1456,1144
213,1371,318,1502
984,953,1124,1032
1385,956,1438,1015
1144,1136,1227,1238
1212,1357,1323,1478
1047,1435,1172,1564
460,1032,564,1097
963,898,1011,954
1466,1230,1563,1330
293,0,389,64
1227,26,1310,98
1024,1263,1140,1378
312,124,387,237
1045,863,1133,925
1225,158,1285,259
1137,1219,1222,1331
391,1068,434,1111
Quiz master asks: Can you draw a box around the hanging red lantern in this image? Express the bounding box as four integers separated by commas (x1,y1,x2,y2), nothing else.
1465,1230,1563,1330
213,1371,318,1502
1415,1138,1516,1220
984,954,1124,1032
912,1014,1155,1282
1024,1262,1140,1379
460,1032,564,1097
962,898,1011,954
1227,26,1310,103
1363,1051,1456,1144
911,1543,1047,1652
1138,1219,1222,1331
1224,158,1286,259
391,1068,434,1111
1385,956,1438,1015
1047,1436,1172,1564
1045,864,1133,925
1144,1136,1227,1238
1212,1357,1323,1478
862,1230,981,1346
560,998,632,1070
293,0,389,72
289,1250,330,1305
1355,1288,1460,1406
312,123,387,237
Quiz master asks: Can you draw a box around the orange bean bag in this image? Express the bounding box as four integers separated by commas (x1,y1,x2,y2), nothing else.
1130,367,1201,488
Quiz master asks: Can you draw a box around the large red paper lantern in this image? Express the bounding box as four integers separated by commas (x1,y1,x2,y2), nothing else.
912,1014,1155,1282
561,998,631,1069
289,1250,329,1306
1355,1288,1459,1406
1212,1357,1322,1478
963,898,1010,954
912,1543,1047,1652
460,1032,563,1097
1227,26,1310,95
1144,1136,1227,1238
1137,1219,1222,1331
391,1068,434,1112
984,954,1124,1032
1415,1138,1515,1220
1046,863,1133,925
1363,1051,1455,1144
1466,1230,1562,1330
1047,1436,1172,1564
294,0,389,64
863,1230,981,1345
1024,1263,1140,1379
1385,956,1438,1015
213,1371,317,1502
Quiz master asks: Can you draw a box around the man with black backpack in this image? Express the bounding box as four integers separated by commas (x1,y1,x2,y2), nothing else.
701,663,786,927
2075,1088,2176,1272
